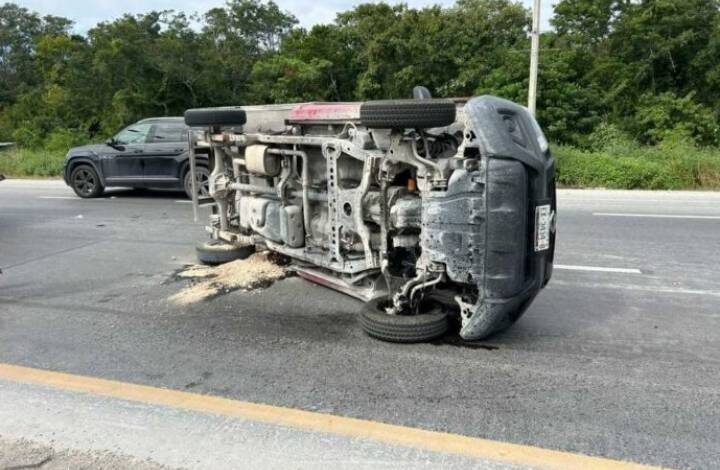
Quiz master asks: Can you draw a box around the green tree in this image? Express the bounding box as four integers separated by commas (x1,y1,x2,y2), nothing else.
250,56,333,102
1,0,719,155
552,0,720,142
279,25,360,101
631,92,719,146
552,0,625,44
0,3,75,141
200,0,297,105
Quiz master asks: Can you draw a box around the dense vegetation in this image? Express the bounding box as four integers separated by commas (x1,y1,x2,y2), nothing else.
0,0,719,188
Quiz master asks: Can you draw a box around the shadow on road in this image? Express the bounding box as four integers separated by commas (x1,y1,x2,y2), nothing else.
102,187,188,200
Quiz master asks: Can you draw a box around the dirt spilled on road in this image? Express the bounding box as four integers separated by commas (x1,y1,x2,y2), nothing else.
170,252,290,305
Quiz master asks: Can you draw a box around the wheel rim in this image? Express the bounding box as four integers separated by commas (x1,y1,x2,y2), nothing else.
187,171,210,197
198,172,209,197
74,169,95,196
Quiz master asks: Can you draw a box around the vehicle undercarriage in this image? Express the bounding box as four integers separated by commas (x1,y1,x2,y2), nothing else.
185,92,556,342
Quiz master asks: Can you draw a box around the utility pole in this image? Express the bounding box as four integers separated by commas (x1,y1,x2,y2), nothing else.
528,0,541,116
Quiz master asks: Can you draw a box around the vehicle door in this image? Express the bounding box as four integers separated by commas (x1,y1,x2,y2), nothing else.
142,122,188,185
100,123,152,185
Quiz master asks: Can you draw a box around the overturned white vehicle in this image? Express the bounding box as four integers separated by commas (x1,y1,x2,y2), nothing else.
185,91,556,343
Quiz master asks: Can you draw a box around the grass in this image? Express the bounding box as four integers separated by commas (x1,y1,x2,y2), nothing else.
554,141,720,190
0,148,66,178
2,140,720,190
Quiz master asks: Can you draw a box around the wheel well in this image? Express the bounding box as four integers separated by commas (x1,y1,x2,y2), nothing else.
67,159,101,183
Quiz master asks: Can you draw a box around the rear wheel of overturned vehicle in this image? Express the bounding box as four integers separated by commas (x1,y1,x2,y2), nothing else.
196,240,255,265
184,166,210,200
359,99,456,129
184,108,247,127
360,298,448,343
70,164,104,198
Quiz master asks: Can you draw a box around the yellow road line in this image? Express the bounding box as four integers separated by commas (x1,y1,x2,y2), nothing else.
0,363,665,470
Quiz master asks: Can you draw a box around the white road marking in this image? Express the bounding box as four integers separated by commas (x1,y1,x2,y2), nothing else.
37,196,206,204
175,200,213,207
555,264,642,274
594,212,720,220
552,280,720,298
562,198,720,204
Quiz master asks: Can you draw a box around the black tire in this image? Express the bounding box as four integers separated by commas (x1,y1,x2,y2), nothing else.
360,298,448,343
70,164,104,198
360,99,456,129
184,166,210,199
184,108,247,127
196,240,255,265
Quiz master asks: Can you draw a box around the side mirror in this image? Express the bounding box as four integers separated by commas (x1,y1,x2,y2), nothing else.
106,139,125,151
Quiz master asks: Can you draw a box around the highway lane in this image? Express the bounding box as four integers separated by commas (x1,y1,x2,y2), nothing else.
1,180,719,469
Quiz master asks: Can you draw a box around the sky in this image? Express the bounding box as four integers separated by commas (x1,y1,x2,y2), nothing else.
16,0,558,32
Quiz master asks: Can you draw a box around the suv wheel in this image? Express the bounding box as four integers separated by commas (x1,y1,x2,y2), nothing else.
70,164,104,198
360,298,448,343
184,167,210,200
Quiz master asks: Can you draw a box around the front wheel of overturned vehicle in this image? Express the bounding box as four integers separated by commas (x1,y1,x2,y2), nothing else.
196,240,255,265
360,298,448,343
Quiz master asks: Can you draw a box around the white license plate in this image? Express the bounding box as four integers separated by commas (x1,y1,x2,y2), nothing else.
534,204,552,252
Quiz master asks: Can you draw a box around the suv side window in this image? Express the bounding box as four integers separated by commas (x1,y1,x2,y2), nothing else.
114,123,152,145
150,123,187,143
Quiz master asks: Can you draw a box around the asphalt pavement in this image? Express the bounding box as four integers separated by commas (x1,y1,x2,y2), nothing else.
1,180,719,469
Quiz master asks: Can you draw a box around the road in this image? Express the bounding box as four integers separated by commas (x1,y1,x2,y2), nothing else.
1,180,719,469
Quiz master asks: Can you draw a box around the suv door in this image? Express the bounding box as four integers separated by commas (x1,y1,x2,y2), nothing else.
101,122,152,185
143,122,188,186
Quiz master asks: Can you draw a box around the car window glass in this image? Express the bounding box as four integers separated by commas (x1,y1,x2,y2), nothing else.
151,123,187,143
115,123,152,145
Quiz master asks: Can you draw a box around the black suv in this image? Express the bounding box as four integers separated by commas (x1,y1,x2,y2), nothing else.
63,117,208,198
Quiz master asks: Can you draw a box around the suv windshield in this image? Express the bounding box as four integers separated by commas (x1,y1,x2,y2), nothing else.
114,123,152,145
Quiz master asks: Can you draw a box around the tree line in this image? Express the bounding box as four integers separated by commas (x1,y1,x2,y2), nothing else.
0,0,719,152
